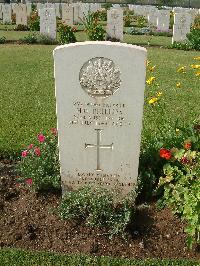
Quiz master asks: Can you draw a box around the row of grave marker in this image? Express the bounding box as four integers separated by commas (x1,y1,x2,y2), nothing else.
0,3,199,43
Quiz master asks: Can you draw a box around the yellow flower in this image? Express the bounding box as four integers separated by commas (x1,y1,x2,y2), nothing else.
146,76,156,85
175,128,180,134
157,91,162,97
176,82,181,88
177,66,186,73
195,71,200,76
146,60,151,66
191,64,200,69
149,65,156,72
148,97,158,104
193,56,200,60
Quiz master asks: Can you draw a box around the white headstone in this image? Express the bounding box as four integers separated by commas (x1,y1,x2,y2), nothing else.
15,4,27,26
157,10,170,32
2,4,12,24
37,3,44,16
40,8,56,40
107,8,123,41
172,12,192,43
26,3,32,17
147,7,158,27
55,3,61,18
0,4,2,20
73,3,81,24
62,4,73,26
54,41,147,199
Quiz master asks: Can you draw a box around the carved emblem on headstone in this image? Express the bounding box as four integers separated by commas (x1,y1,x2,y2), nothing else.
79,57,121,99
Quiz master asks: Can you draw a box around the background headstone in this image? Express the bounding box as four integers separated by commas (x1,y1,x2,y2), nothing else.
40,8,56,40
54,41,147,199
15,4,27,26
157,10,170,32
107,8,123,41
2,4,12,24
62,4,73,26
173,12,191,43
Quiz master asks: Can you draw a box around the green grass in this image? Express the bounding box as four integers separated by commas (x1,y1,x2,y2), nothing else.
0,249,199,266
0,45,199,158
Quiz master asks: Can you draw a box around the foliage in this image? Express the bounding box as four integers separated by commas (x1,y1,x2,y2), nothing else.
59,186,136,237
96,9,107,21
1,248,199,266
37,34,58,45
14,24,29,31
18,129,61,191
58,23,76,44
187,29,200,51
124,12,132,27
101,3,112,9
0,36,6,44
136,15,147,28
19,33,37,44
168,41,193,51
28,10,40,31
11,13,16,24
81,11,105,41
157,125,200,248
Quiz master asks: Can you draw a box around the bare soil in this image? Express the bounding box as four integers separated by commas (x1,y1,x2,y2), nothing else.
0,160,199,260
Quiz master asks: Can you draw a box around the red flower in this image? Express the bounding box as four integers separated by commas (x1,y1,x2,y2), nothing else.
34,147,41,157
22,150,28,157
159,148,172,160
37,133,45,143
25,178,33,185
28,144,34,149
181,156,190,164
184,142,192,150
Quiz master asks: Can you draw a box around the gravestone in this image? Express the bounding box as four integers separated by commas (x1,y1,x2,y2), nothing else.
2,4,11,24
73,3,81,24
107,8,123,41
55,3,61,18
26,3,32,17
157,10,170,32
147,6,158,27
0,4,2,20
40,8,56,40
172,12,191,43
54,41,147,199
62,4,73,26
37,3,43,16
15,4,27,26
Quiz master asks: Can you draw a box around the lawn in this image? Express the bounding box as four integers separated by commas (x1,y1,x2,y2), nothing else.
0,44,199,158
0,248,199,266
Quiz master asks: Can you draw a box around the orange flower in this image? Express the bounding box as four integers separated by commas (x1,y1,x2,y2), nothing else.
184,142,192,150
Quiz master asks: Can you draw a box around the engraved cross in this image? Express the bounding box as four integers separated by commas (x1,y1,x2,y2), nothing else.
112,25,116,36
85,129,113,171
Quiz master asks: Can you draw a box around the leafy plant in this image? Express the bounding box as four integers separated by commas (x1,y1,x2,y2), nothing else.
59,186,136,237
58,23,76,44
81,11,105,41
28,10,40,31
136,15,147,28
124,12,132,27
0,36,6,44
18,128,61,191
14,24,29,31
187,29,200,51
19,33,37,44
37,34,58,45
157,125,200,248
168,41,193,51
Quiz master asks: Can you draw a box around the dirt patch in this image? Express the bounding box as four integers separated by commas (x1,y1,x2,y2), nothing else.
0,161,199,260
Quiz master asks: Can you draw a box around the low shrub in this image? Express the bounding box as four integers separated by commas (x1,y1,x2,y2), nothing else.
81,11,105,41
187,28,200,51
59,186,136,237
0,36,6,44
19,33,37,44
18,128,61,191
124,12,132,27
37,34,58,45
58,23,76,44
28,10,40,31
14,24,29,31
157,125,200,248
168,41,193,51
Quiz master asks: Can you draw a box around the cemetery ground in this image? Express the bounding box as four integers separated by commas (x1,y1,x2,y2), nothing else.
0,43,199,266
